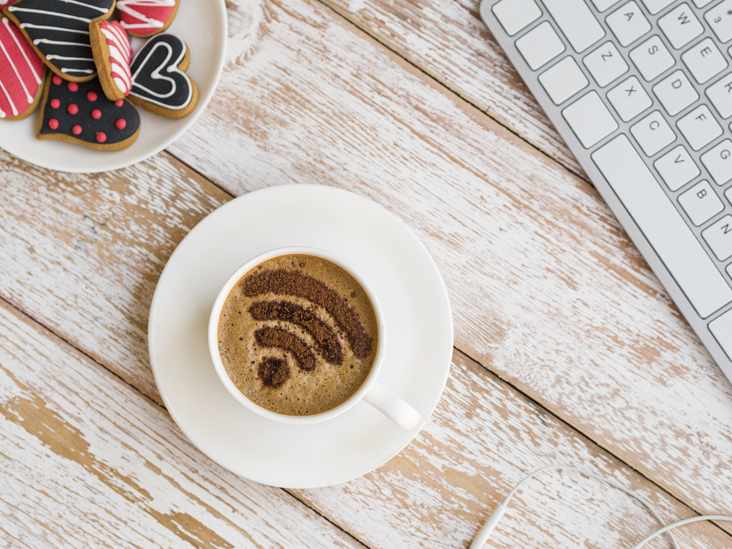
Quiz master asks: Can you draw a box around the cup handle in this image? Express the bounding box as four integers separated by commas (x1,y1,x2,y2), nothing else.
363,380,421,431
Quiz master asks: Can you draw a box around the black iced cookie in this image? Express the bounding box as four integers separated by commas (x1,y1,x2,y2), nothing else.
5,0,115,81
37,75,140,150
128,33,198,119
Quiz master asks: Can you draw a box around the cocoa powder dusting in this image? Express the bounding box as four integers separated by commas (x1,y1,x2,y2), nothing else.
248,300,344,365
242,270,371,358
258,358,290,388
255,326,317,371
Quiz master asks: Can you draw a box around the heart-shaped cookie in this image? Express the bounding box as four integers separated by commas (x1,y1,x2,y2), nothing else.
0,16,45,120
117,0,179,38
90,19,132,101
5,0,115,81
128,33,197,118
37,74,140,150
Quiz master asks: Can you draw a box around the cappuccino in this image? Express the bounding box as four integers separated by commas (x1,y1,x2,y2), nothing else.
217,254,378,416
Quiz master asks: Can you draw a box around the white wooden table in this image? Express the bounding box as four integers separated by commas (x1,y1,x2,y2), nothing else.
2,0,732,547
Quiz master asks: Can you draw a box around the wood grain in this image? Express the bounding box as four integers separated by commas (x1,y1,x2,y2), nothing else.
0,149,230,404
0,298,362,549
167,0,732,529
295,351,732,548
319,0,582,175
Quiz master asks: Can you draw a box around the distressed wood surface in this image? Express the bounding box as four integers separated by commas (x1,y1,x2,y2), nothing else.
0,299,362,549
320,0,582,175
1,0,732,547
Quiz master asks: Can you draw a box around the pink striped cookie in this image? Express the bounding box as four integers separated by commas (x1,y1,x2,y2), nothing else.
116,0,180,38
0,16,45,120
89,20,132,101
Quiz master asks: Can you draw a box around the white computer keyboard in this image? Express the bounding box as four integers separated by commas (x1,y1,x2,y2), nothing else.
481,0,732,383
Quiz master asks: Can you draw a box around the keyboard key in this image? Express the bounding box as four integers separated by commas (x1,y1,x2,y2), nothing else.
641,0,674,14
709,309,732,361
516,22,566,70
539,57,589,105
491,0,542,36
543,0,604,53
562,91,618,148
592,0,621,10
606,2,652,47
702,215,732,260
655,145,700,190
706,73,732,119
583,42,629,87
653,70,699,116
701,140,732,185
631,110,676,156
607,76,653,121
678,105,723,150
679,180,724,225
592,135,732,318
705,0,732,43
682,38,728,84
693,0,715,8
658,4,704,50
630,35,675,82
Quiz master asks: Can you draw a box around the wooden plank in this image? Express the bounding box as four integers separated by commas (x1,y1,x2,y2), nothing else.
293,351,732,548
0,298,362,549
0,149,231,404
318,0,581,174
166,0,732,529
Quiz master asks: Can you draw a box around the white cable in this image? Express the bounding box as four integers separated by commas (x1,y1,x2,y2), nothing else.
628,515,732,549
470,465,679,549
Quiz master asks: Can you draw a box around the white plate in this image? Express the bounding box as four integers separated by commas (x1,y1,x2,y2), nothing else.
0,0,227,173
148,185,453,488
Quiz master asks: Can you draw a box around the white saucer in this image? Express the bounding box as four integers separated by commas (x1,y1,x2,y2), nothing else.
148,185,453,488
0,0,227,173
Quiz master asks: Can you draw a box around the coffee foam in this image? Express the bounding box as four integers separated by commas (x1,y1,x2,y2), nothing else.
217,254,378,416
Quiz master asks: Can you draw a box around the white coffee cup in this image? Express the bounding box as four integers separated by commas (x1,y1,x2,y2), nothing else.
208,246,421,431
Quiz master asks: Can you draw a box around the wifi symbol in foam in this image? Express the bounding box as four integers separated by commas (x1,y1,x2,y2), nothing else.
242,269,372,379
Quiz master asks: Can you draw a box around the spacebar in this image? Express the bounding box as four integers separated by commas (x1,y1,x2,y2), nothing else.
592,135,732,318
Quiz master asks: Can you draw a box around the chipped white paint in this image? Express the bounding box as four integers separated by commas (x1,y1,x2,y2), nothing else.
225,0,265,63
321,0,581,174
0,151,229,402
0,301,360,548
295,354,730,548
168,0,732,532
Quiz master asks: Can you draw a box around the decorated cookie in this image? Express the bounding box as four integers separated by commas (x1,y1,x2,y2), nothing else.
0,0,20,9
5,0,116,81
90,20,131,101
37,74,140,150
0,16,45,120
128,33,197,118
117,0,179,38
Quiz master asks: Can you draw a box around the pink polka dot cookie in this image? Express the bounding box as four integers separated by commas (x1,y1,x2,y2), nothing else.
37,74,140,150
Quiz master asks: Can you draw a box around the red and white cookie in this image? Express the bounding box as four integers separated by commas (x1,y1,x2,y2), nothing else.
90,20,132,101
0,16,45,120
116,0,180,38
0,0,20,8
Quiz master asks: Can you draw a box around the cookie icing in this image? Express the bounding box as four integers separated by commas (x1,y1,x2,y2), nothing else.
39,75,140,146
99,20,132,95
0,17,44,118
7,0,114,76
129,33,192,110
117,0,176,36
